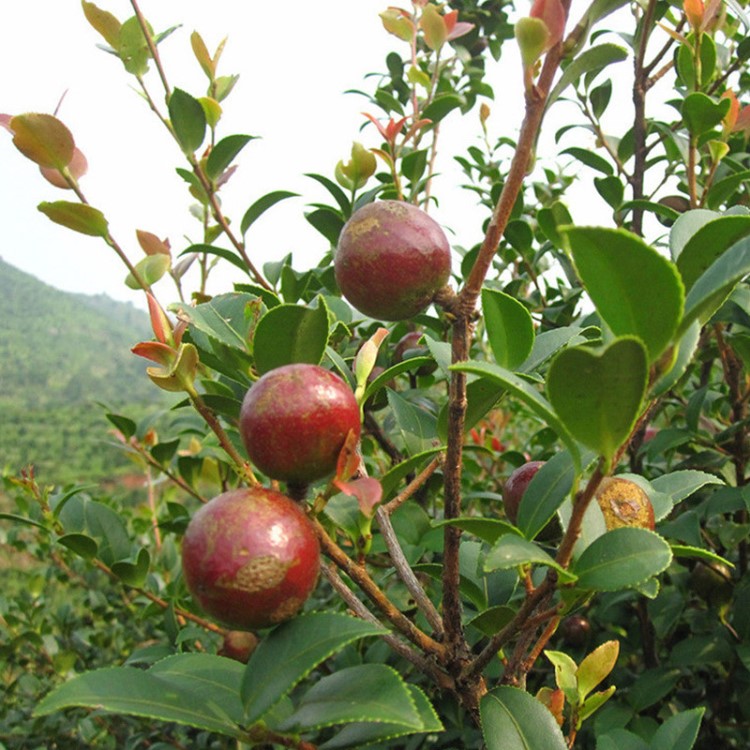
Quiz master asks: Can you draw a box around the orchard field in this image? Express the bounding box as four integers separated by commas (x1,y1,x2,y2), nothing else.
2,0,750,748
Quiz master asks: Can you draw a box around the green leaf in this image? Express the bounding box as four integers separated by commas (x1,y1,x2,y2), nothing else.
10,113,75,169
595,176,625,210
181,243,251,276
437,377,505,443
433,517,520,545
546,338,648,464
253,301,329,374
547,44,628,110
707,169,750,210
277,664,420,732
670,544,733,568
651,320,700,397
576,640,619,701
319,684,442,749
598,729,650,750
578,686,615,723
572,528,673,591
125,253,170,289
562,226,684,361
480,686,568,750
450,360,581,470
627,667,682,712
648,707,705,750
57,533,98,559
520,325,596,373
57,495,131,566
34,655,245,738
484,535,577,582
38,201,109,237
0,512,48,531
242,612,384,723
110,546,150,586
118,16,151,75
482,288,534,370
561,147,614,175
680,235,750,334
387,389,439,455
240,190,298,236
422,93,463,124
168,88,206,154
682,93,731,137
517,449,595,540
650,470,723,507
306,207,345,246
545,650,579,703
205,134,256,180
178,292,255,351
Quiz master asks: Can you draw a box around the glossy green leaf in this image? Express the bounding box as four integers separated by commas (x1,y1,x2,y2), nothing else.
35,655,245,738
205,134,256,180
125,253,170,289
573,528,672,591
595,176,625,209
562,226,684,361
482,288,534,370
320,684,442,749
520,325,596,373
707,169,750,210
451,360,580,470
627,667,682,712
277,664,420,732
480,686,568,750
242,612,384,723
484,535,577,582
38,201,108,237
0,512,48,531
437,377,505,443
57,533,98,559
517,449,596,540
422,94,463,124
670,545,733,568
240,190,298,236
651,321,700,397
649,707,705,750
682,93,730,137
546,338,648,464
253,301,329,374
680,236,750,334
598,729,650,750
547,44,627,109
168,88,206,154
10,113,74,169
578,686,615,723
676,34,717,90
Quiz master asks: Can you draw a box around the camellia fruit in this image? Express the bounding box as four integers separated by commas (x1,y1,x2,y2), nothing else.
595,477,655,531
334,200,451,321
181,487,320,630
240,363,361,484
503,460,545,525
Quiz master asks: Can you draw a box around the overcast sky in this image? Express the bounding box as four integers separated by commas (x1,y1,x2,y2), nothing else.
2,1,512,308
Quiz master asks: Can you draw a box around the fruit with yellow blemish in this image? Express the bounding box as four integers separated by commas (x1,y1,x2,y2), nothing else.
595,477,655,531
334,200,451,321
239,363,361,484
181,487,320,630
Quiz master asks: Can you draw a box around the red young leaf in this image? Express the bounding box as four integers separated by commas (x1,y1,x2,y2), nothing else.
131,341,176,366
335,429,363,484
137,229,171,256
333,477,383,517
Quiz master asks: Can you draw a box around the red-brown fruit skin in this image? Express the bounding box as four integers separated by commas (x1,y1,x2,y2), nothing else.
503,461,545,526
181,488,320,630
334,200,451,321
239,363,361,484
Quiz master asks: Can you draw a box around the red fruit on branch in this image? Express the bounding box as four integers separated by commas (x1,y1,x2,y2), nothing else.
181,487,320,630
503,460,545,525
240,363,361,484
334,200,451,321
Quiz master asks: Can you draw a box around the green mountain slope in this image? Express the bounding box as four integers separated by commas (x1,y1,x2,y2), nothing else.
0,258,162,484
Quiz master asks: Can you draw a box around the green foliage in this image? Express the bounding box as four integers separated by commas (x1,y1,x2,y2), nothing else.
4,0,750,748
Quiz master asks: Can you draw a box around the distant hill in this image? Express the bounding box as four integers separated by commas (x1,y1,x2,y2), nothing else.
0,258,164,485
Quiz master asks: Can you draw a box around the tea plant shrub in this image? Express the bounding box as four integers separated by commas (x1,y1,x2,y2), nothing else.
3,0,750,748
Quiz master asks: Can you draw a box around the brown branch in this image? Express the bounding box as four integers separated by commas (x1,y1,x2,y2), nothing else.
375,507,444,637
382,453,444,514
314,519,446,660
